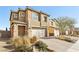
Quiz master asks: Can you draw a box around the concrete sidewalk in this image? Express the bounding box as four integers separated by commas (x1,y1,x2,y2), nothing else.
67,40,79,52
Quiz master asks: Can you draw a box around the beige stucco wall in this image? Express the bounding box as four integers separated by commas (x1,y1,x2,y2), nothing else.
28,11,40,27
27,10,32,28
41,14,48,27
13,24,18,38
27,10,32,37
27,10,48,27
48,20,57,28
31,20,40,27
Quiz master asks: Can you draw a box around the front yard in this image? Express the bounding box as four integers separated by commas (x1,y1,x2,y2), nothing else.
0,36,79,52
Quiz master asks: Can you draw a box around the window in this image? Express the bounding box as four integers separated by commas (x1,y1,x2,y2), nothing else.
20,12,25,17
32,12,38,20
51,22,53,25
13,14,17,19
19,12,25,22
44,16,47,22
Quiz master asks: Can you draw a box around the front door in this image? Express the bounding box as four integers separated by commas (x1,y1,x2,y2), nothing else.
18,26,25,36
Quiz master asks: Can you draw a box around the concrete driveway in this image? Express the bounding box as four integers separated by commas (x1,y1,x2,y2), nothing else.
40,39,73,52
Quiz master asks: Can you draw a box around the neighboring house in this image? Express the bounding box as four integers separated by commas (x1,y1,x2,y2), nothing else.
65,28,74,35
48,20,59,37
72,28,79,35
10,7,59,38
65,27,79,36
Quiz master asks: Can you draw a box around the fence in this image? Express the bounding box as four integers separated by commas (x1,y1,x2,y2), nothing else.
0,31,11,38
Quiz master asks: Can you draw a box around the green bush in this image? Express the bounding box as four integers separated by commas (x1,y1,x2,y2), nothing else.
58,35,65,40
58,36,76,43
35,41,48,52
30,36,38,44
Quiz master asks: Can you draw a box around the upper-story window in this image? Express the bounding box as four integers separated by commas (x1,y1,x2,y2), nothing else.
19,12,25,22
20,12,25,17
44,16,47,22
51,22,53,25
32,12,39,21
13,13,18,19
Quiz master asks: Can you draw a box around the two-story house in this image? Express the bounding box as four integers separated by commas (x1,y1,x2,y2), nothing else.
10,7,50,38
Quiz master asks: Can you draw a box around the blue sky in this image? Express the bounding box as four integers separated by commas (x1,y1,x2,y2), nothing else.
0,6,79,30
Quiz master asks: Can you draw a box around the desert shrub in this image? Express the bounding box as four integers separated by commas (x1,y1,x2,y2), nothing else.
64,37,72,42
35,41,48,52
58,36,76,43
64,37,77,43
11,36,33,52
58,35,65,40
10,36,49,52
11,37,24,48
30,36,38,44
23,36,31,46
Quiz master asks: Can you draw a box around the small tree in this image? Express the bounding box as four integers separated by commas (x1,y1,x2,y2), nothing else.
6,27,8,31
53,17,76,36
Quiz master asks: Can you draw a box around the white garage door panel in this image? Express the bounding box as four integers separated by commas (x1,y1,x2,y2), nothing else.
32,29,45,37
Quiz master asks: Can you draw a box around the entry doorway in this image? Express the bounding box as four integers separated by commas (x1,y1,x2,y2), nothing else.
18,26,25,36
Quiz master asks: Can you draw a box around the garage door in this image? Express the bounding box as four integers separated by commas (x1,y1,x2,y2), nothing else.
32,29,45,37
